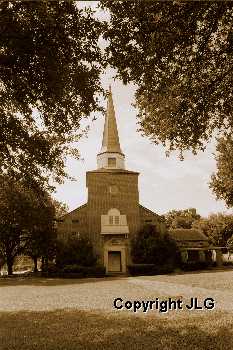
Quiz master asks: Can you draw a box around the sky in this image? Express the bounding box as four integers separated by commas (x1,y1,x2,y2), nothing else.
53,1,232,218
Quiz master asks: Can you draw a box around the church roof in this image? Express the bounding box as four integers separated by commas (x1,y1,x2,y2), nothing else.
98,86,124,155
169,228,209,241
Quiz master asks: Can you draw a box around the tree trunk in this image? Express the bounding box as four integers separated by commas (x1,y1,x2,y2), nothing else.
41,256,45,271
6,257,14,276
45,256,48,271
33,256,38,273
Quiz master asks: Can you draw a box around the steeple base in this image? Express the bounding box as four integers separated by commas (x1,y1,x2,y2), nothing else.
97,152,125,170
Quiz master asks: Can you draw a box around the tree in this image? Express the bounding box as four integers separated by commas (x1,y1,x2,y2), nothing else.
24,194,57,273
165,208,200,229
226,236,233,260
192,213,233,246
0,175,60,274
131,224,179,266
53,199,69,219
0,176,37,274
101,1,233,156
0,1,105,189
210,136,233,207
56,236,97,268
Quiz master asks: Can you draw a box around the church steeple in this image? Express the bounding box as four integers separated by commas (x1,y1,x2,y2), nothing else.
97,86,125,169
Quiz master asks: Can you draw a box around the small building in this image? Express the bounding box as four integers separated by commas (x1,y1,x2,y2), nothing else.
169,228,223,265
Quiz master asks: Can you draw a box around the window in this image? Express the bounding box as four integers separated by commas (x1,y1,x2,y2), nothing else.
109,216,114,225
109,185,119,194
145,219,152,223
115,216,120,225
108,157,116,167
72,219,79,223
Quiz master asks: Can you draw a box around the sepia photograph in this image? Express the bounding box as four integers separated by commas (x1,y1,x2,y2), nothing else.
0,1,233,349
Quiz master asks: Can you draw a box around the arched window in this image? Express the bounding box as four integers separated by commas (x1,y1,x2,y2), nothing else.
108,208,120,225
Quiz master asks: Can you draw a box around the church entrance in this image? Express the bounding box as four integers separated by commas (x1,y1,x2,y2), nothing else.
108,251,121,272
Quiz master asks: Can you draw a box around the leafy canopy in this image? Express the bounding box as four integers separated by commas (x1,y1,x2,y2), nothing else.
192,213,233,246
131,224,179,266
165,208,200,229
101,1,233,156
0,175,57,274
0,1,105,188
210,136,233,207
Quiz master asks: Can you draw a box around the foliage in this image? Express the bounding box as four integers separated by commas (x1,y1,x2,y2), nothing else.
192,213,233,246
165,208,200,229
210,136,233,207
61,264,105,277
0,175,38,274
226,235,233,254
0,1,105,189
131,224,179,266
52,199,69,219
127,263,174,276
181,261,211,271
56,236,97,268
101,1,233,156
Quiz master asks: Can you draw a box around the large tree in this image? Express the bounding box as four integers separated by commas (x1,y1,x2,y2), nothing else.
101,1,233,156
165,208,200,229
0,1,105,188
0,175,58,274
131,224,179,266
24,194,57,273
0,176,36,275
192,213,233,246
210,136,233,207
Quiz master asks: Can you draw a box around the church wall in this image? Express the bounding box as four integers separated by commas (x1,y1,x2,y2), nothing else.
86,171,140,261
139,205,166,234
56,204,88,241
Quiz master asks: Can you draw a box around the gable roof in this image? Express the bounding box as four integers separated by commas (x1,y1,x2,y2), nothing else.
57,203,87,220
169,228,209,241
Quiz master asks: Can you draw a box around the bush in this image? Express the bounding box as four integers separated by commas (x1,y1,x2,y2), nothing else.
127,264,174,276
41,262,59,276
61,264,106,277
56,236,97,268
131,225,180,268
181,261,210,271
84,265,106,277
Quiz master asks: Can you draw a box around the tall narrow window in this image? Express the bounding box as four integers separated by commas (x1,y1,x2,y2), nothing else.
108,157,116,167
115,216,120,225
109,216,114,225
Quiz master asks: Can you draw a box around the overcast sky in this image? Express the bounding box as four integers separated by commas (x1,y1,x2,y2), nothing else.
53,1,232,218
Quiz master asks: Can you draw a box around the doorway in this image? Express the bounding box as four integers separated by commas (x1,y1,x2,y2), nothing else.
108,251,121,272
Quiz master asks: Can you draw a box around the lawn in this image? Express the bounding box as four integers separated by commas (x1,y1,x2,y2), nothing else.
1,270,233,349
0,309,233,350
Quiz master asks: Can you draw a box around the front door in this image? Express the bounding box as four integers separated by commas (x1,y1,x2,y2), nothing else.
108,251,121,272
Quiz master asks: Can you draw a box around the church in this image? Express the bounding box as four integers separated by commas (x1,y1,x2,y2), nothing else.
57,87,166,274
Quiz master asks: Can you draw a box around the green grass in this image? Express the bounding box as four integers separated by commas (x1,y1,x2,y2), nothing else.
0,310,233,350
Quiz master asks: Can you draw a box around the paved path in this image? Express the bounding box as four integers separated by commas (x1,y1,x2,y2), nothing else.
1,271,233,314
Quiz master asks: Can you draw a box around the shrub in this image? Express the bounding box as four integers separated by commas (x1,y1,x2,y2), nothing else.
84,265,106,277
131,224,180,268
60,264,105,277
181,261,210,271
62,264,84,273
41,261,59,276
127,263,174,276
56,236,97,268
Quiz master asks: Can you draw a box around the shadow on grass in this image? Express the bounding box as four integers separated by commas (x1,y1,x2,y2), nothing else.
0,310,232,350
0,275,126,287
